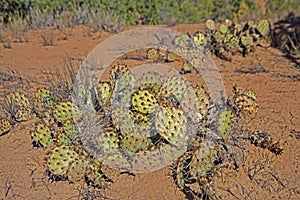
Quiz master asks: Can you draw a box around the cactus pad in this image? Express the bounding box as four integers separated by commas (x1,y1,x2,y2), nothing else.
85,159,107,187
47,145,80,177
241,35,254,47
189,144,216,179
234,89,257,114
131,89,158,114
155,105,188,146
119,133,152,155
67,158,89,182
96,131,119,155
111,70,135,107
217,110,232,140
157,76,187,105
205,19,216,31
219,23,228,34
139,72,163,94
33,88,55,116
258,36,272,48
193,32,207,46
181,85,210,120
31,123,54,147
256,19,270,37
0,118,12,136
110,64,129,82
95,81,112,107
4,92,31,122
146,48,159,60
52,101,79,123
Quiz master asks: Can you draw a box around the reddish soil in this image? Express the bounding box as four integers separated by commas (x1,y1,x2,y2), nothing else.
0,24,299,200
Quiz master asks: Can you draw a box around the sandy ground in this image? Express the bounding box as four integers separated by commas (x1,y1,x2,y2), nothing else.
0,24,299,200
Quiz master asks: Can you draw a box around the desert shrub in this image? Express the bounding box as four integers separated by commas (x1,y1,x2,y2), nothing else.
265,0,300,15
1,0,261,28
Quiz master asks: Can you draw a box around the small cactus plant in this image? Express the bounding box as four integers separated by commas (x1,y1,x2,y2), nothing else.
0,118,12,136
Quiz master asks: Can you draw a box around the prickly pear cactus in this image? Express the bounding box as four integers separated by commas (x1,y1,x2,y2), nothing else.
85,159,107,187
219,23,229,34
0,118,12,136
67,158,89,182
52,101,79,123
31,123,54,147
3,92,32,122
157,76,187,106
119,133,152,156
256,19,271,37
139,72,163,94
96,131,119,155
173,34,190,48
205,19,216,31
146,48,159,60
217,110,232,140
110,64,129,82
131,89,158,114
33,88,55,116
112,108,136,135
155,105,188,146
95,81,112,107
258,36,272,48
47,145,80,178
233,88,257,114
193,32,207,46
111,69,135,107
189,144,216,179
181,85,210,121
57,120,79,145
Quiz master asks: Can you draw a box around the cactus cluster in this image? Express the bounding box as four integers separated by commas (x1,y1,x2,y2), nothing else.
3,91,32,123
143,19,272,67
205,19,272,61
0,41,284,198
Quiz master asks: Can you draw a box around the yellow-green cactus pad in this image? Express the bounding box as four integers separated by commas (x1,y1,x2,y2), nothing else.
258,36,272,48
110,64,129,82
131,89,158,114
217,110,232,140
173,34,190,48
256,19,270,37
111,71,135,106
193,32,207,46
241,35,254,47
234,90,257,114
47,145,80,177
52,101,79,123
205,19,216,31
146,48,159,60
67,158,89,182
31,123,54,147
97,131,119,155
57,120,78,145
189,144,216,178
112,108,136,135
219,23,229,34
15,107,32,122
157,76,187,105
155,105,188,146
139,72,163,94
95,81,112,107
33,88,55,116
85,159,107,187
181,85,210,121
119,133,152,155
0,118,12,136
4,92,31,122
